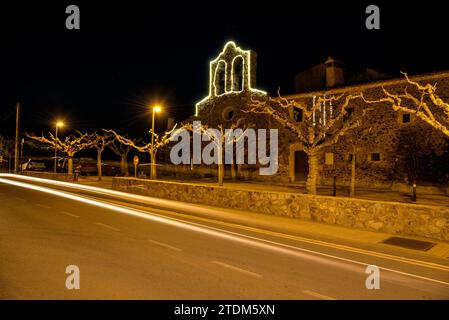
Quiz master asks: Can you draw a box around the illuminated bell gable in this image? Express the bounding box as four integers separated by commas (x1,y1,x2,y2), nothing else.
195,41,266,116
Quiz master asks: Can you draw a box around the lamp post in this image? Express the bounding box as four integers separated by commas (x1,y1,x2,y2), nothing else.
54,121,64,173
151,105,161,179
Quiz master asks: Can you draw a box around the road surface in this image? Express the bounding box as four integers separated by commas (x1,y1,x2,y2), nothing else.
0,174,448,299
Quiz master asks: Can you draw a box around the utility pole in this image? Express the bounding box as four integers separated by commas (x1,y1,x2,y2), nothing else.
14,102,20,174
20,138,24,172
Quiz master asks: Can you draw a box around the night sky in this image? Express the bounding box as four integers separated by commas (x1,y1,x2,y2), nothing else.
1,1,448,138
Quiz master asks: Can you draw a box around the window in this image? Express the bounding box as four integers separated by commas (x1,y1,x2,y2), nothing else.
402,113,411,123
348,153,354,162
293,108,303,122
222,107,236,121
325,152,334,165
370,153,381,161
343,108,354,122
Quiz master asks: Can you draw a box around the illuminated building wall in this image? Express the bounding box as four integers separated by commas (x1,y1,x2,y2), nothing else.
176,42,449,187
284,72,449,187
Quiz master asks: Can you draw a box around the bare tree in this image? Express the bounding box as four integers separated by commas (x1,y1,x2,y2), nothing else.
0,135,13,172
341,109,393,197
0,135,12,158
371,72,449,137
345,126,377,197
249,90,368,194
26,131,93,175
106,134,135,177
394,122,449,185
105,126,177,179
89,132,114,181
182,119,251,186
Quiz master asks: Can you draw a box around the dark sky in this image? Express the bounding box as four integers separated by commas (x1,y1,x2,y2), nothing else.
1,1,448,138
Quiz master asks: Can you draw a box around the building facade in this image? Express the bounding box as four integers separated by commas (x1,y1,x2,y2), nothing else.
181,41,449,188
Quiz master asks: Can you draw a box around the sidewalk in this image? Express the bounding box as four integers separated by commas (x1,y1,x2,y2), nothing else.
161,177,449,207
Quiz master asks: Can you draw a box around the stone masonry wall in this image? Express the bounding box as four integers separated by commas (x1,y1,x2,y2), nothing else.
284,72,449,187
112,177,449,241
22,171,75,181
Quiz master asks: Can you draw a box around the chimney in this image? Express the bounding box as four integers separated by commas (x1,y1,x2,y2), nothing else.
325,56,345,88
167,117,175,131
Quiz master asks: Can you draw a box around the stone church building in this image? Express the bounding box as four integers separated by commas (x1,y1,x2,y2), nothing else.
173,41,449,188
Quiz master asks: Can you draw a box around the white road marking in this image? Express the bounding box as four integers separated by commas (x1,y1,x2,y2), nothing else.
147,239,182,252
14,196,26,202
94,222,120,232
211,260,262,279
302,290,336,300
1,176,448,288
60,211,80,218
35,203,51,209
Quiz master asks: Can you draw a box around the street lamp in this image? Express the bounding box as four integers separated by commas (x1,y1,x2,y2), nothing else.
151,105,161,179
54,121,64,173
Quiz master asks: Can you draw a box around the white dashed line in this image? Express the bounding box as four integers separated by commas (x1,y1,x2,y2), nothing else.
302,290,336,300
211,260,262,279
35,203,51,209
94,222,120,232
60,211,80,218
147,239,182,252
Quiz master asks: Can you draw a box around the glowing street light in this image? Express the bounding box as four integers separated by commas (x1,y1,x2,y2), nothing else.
150,105,162,179
54,121,64,173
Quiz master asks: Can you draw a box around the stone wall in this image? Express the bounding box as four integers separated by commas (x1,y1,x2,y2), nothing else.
284,72,449,187
22,171,75,182
112,177,449,241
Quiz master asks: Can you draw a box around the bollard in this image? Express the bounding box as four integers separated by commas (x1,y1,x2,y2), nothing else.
412,182,417,202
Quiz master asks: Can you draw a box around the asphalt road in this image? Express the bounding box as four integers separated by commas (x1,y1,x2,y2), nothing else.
1,176,449,299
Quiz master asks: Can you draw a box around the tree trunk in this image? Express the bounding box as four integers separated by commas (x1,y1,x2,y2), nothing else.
218,144,224,186
97,149,102,181
230,146,236,180
231,162,236,180
218,163,224,186
150,151,157,180
306,152,319,195
68,157,73,175
350,153,356,197
121,154,129,176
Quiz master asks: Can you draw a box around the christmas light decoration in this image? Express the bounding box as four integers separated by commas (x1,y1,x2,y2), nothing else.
195,41,267,116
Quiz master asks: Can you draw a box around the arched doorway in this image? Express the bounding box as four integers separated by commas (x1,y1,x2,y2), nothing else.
289,144,310,182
